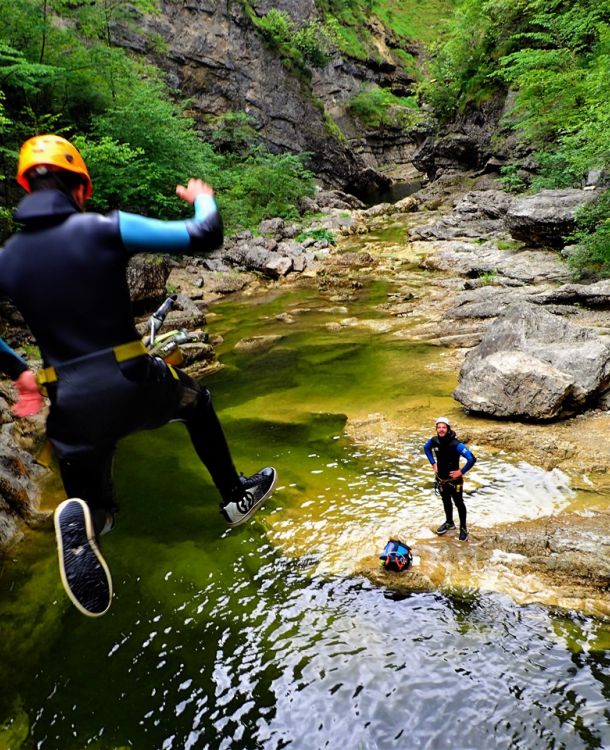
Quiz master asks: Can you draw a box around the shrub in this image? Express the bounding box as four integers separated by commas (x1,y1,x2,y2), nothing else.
567,190,610,277
256,8,292,45
296,228,336,245
348,86,422,129
218,149,315,233
499,164,528,193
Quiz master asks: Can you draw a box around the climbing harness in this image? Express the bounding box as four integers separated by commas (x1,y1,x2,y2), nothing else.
434,476,462,497
35,340,148,393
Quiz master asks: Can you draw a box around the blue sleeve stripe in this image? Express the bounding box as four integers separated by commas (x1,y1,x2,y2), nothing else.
423,439,435,465
118,212,191,253
457,442,475,473
194,194,217,222
0,337,28,378
0,337,25,362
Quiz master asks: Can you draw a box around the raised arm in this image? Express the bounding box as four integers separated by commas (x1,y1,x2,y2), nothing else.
118,180,223,256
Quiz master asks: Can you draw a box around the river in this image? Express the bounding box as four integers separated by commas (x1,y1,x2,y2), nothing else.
0,271,609,748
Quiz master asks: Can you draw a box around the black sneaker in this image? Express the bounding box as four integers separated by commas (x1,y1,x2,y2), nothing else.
54,499,113,617
436,521,456,535
459,527,469,542
220,467,277,527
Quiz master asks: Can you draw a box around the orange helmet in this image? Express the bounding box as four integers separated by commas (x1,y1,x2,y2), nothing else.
17,134,92,199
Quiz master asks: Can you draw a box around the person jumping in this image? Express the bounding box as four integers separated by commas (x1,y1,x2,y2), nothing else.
0,134,277,617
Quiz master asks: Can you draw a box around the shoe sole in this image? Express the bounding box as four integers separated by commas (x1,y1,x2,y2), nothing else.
54,499,113,617
226,469,277,528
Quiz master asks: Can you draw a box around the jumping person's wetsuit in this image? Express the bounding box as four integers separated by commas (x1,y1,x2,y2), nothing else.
424,430,476,530
0,188,240,533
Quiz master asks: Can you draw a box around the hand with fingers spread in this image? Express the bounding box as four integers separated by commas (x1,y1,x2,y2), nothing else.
176,179,214,205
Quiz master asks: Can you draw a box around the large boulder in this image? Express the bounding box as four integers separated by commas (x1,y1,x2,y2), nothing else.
454,303,610,420
504,189,597,248
126,254,170,306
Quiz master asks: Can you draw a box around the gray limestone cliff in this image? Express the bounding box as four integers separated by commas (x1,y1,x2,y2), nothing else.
115,0,421,193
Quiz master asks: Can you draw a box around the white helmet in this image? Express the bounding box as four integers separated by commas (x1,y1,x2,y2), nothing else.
435,416,451,427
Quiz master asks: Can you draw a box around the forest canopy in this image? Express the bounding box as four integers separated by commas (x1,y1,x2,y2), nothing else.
422,0,610,274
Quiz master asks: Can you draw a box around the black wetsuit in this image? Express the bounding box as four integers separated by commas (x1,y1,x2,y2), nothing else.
424,430,476,529
0,188,241,533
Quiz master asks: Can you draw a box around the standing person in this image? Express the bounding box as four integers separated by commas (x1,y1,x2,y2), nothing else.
423,417,476,542
0,134,277,617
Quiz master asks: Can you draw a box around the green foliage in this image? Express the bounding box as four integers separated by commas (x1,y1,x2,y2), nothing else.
86,82,221,216
207,112,259,155
0,41,58,94
314,0,454,61
296,227,336,244
218,149,315,231
347,85,422,129
73,136,148,213
373,0,458,45
253,8,335,70
478,270,498,285
321,15,369,60
294,21,335,68
256,8,293,44
418,0,516,119
392,48,420,78
499,164,528,193
567,190,610,277
524,26,610,189
322,109,347,142
496,238,523,251
423,0,610,192
498,1,610,191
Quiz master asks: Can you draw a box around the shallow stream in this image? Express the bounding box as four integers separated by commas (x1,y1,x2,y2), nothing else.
1,278,609,749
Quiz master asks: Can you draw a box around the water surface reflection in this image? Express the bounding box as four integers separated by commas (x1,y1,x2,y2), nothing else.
1,284,609,749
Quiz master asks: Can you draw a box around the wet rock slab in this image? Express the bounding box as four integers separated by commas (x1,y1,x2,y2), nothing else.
357,512,610,619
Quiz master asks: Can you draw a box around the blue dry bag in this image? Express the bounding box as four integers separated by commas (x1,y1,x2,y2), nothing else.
379,539,413,572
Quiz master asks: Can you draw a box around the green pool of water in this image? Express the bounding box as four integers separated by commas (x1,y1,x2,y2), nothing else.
1,282,609,749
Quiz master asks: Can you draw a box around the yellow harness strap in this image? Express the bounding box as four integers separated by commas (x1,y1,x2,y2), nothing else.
35,341,149,392
36,366,57,388
113,340,147,362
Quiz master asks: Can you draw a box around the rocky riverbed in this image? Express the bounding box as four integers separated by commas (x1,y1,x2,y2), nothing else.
1,172,609,617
